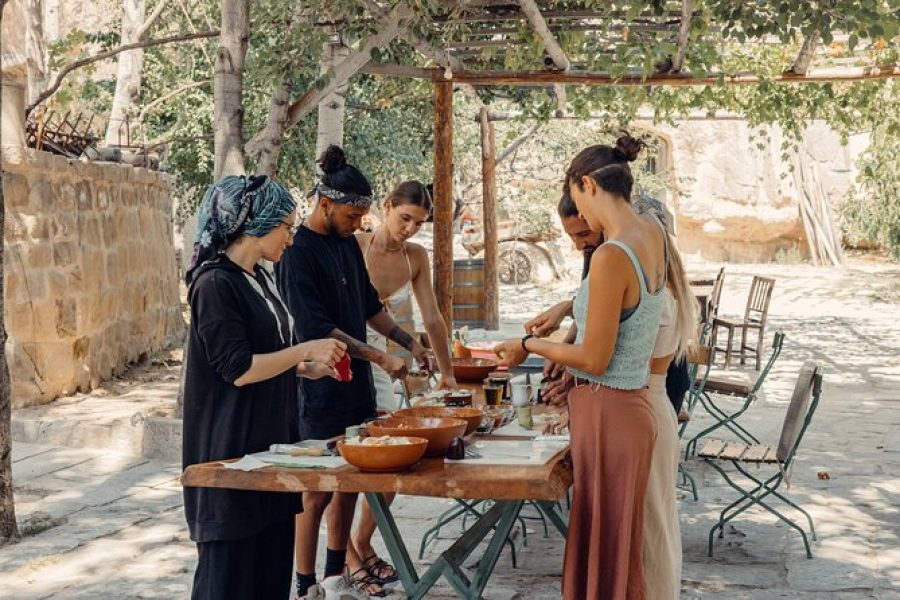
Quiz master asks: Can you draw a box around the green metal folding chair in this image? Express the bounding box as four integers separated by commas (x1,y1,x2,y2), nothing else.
700,360,823,558
685,330,785,459
677,336,715,500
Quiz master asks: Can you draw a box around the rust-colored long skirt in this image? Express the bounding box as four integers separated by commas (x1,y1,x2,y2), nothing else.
562,383,658,600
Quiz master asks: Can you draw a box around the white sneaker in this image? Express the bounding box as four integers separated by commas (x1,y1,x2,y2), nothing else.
320,568,371,599
298,583,325,600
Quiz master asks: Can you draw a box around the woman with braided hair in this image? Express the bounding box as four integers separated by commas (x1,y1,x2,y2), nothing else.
182,175,346,600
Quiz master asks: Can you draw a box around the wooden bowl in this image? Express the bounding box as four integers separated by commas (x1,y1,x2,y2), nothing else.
367,417,467,457
452,357,499,383
393,406,485,436
337,437,428,473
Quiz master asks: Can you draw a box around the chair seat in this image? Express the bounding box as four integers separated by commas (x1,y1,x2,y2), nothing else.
702,372,753,396
698,439,780,463
713,317,743,328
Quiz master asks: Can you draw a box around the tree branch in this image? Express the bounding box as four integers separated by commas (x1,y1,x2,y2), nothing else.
790,31,820,75
517,0,570,112
26,30,219,116
671,0,693,73
137,80,209,121
497,121,542,165
135,0,174,41
245,4,411,156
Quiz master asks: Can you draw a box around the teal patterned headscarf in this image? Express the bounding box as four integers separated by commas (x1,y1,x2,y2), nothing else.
186,175,296,284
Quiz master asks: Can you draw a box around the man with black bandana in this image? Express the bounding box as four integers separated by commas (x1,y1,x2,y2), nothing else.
276,145,432,598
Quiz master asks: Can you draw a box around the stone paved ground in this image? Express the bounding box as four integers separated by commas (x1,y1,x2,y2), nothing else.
2,257,899,599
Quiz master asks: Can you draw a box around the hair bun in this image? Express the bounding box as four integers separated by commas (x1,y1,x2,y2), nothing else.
318,145,348,174
613,133,645,162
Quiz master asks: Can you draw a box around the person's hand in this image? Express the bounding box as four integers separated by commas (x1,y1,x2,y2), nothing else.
411,343,434,373
542,372,574,407
297,361,340,381
525,302,571,338
382,354,409,379
493,339,528,367
437,375,458,390
543,410,570,435
300,339,346,367
542,360,566,381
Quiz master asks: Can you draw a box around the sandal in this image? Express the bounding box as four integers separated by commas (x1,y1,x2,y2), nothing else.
349,567,387,597
362,554,399,585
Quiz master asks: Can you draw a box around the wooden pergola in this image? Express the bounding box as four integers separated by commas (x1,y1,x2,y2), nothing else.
264,1,900,330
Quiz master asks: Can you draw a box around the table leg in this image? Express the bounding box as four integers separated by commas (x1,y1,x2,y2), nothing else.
365,494,525,599
534,499,569,537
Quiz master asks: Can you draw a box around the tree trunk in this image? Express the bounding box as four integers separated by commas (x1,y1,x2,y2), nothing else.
178,0,248,416
23,0,45,105
432,81,454,330
255,77,293,177
315,40,350,159
105,0,146,146
0,0,20,542
480,106,499,330
213,0,248,179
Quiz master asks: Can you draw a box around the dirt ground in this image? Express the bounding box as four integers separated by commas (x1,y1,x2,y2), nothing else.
3,253,899,599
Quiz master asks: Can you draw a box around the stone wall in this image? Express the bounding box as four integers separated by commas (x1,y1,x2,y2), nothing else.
647,120,864,262
3,150,183,408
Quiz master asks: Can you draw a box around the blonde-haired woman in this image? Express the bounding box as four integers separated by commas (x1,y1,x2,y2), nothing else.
643,213,696,599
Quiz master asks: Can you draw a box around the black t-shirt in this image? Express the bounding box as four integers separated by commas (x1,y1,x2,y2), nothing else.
182,257,301,543
276,226,384,437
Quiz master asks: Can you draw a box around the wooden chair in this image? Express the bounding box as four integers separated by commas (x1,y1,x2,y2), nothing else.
700,361,823,558
685,331,785,458
690,266,725,324
712,275,775,369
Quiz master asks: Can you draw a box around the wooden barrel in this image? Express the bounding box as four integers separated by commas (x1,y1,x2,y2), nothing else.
453,259,486,328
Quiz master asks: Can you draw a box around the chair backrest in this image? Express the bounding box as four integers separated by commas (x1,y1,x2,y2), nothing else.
750,330,785,394
708,267,726,321
686,337,715,399
743,276,775,325
776,361,823,463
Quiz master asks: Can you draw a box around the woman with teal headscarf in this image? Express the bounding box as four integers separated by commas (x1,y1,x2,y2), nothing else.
182,175,347,600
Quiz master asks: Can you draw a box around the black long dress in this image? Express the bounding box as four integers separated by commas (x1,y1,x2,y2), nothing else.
182,256,301,599
276,226,384,439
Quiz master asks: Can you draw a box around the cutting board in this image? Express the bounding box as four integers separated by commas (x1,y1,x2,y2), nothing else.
251,452,346,469
445,440,567,466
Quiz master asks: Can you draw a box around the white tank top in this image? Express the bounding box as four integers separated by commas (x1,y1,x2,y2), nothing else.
652,288,679,358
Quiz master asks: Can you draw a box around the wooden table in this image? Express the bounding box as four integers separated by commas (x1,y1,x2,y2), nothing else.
182,444,572,599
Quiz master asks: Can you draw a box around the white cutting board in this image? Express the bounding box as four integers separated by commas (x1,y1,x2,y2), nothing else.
251,451,346,469
445,440,567,466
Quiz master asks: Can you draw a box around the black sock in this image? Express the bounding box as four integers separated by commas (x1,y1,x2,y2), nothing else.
296,572,317,597
324,547,347,578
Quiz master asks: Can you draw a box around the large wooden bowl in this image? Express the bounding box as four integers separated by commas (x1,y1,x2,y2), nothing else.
367,417,467,457
393,406,485,436
452,357,499,383
337,437,428,473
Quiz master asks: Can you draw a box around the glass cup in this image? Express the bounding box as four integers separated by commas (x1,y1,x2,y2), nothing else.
516,405,533,429
488,371,511,399
511,382,532,407
482,380,504,406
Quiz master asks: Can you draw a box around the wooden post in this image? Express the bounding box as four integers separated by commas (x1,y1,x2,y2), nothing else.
433,80,454,330
480,106,499,330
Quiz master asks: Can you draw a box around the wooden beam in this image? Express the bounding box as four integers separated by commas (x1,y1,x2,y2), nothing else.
244,3,410,156
671,0,692,73
433,80,454,330
480,106,499,330
361,62,436,79
790,31,820,75
448,66,900,86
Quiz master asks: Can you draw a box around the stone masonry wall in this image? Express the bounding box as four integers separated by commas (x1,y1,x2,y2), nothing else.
3,150,183,408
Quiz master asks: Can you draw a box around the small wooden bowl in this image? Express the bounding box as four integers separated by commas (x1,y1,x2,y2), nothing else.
393,406,485,436
452,357,499,383
368,417,467,457
337,437,428,473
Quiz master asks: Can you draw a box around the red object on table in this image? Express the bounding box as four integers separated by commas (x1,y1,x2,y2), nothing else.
336,353,352,382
